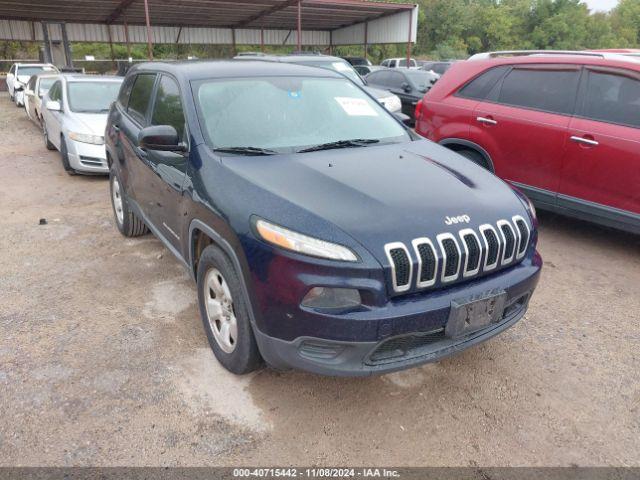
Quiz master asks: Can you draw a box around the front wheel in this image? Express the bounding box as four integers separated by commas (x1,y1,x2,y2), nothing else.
197,245,262,375
109,169,147,237
59,136,76,175
43,124,55,150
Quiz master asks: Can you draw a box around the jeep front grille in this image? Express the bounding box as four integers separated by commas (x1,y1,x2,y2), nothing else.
385,217,531,294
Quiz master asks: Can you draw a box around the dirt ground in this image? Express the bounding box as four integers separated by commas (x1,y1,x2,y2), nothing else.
0,95,639,467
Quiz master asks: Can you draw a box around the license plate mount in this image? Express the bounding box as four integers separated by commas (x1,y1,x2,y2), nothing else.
445,290,508,339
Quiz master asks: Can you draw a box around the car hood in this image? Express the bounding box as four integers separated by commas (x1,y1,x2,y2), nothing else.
363,85,393,100
223,140,529,258
69,113,109,136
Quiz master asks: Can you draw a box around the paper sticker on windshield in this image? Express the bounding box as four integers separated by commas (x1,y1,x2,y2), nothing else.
332,62,351,72
335,97,378,117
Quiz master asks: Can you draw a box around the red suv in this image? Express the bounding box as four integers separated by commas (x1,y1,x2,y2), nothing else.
415,51,640,235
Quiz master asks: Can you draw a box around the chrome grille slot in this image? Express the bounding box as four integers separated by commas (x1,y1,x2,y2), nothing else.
437,234,461,283
412,238,438,288
459,229,481,277
498,220,516,264
513,215,530,259
480,224,500,271
385,242,412,293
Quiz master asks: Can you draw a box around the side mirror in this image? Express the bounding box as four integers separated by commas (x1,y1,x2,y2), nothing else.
25,89,34,96
138,125,187,152
401,82,412,93
46,100,61,111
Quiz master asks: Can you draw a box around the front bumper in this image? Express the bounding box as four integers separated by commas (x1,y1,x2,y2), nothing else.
252,252,542,376
66,139,109,174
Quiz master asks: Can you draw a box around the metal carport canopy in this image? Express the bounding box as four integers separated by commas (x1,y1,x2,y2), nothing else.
0,0,418,51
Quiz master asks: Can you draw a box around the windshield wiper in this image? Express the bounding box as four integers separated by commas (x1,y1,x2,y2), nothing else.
297,138,380,153
213,146,278,156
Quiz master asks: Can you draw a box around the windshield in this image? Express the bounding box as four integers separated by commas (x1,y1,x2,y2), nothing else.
67,81,122,113
295,60,364,85
18,66,54,77
194,76,409,154
38,78,56,96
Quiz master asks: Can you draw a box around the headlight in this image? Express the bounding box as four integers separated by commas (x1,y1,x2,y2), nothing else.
526,196,537,221
379,94,402,113
255,219,358,262
513,188,537,221
68,132,104,145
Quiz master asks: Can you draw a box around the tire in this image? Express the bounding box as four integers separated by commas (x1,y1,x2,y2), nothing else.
59,136,76,175
43,124,55,150
109,169,148,237
197,244,262,375
458,148,491,171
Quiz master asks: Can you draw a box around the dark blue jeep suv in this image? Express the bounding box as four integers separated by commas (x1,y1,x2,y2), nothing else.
106,60,542,376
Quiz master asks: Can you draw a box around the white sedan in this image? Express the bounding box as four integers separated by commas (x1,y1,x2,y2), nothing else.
41,74,123,175
6,63,58,107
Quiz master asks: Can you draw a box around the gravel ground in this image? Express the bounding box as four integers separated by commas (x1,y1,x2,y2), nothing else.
0,95,639,467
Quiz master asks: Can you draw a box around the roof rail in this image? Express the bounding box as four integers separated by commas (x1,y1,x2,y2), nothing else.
469,50,606,60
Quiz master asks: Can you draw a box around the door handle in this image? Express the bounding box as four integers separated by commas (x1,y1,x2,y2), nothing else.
477,116,498,125
570,135,598,147
113,125,120,133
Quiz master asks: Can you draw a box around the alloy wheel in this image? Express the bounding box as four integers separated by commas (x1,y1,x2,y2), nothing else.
111,176,124,226
204,268,238,353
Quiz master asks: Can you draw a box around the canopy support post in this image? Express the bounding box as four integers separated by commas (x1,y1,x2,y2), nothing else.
297,0,302,52
143,0,153,60
406,8,413,67
124,20,131,59
364,21,368,60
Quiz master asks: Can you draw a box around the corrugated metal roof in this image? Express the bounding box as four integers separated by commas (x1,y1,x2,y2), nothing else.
0,1,418,45
0,0,416,31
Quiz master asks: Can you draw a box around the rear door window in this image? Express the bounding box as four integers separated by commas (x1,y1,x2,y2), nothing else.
367,71,388,86
127,73,157,124
457,66,510,100
581,68,640,128
117,74,136,109
496,66,581,115
151,75,186,140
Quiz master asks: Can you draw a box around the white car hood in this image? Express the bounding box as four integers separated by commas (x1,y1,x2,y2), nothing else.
69,113,109,137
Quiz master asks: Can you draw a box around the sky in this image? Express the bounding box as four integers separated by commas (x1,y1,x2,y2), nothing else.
584,0,619,12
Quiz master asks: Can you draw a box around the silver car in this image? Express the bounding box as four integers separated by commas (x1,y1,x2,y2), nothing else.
24,73,59,125
42,74,123,175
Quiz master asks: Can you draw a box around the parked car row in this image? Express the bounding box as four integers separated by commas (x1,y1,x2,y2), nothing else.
414,50,640,235
6,55,545,379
